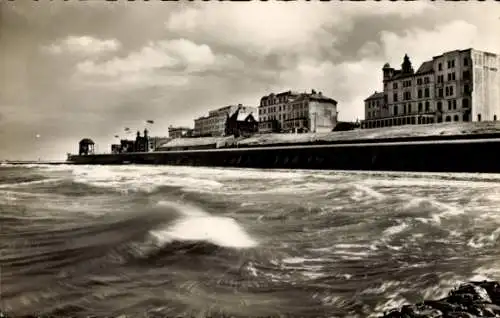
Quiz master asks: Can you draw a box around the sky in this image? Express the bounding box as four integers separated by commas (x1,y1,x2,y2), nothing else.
1,1,499,160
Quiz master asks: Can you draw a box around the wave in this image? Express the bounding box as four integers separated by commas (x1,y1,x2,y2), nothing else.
2,200,257,273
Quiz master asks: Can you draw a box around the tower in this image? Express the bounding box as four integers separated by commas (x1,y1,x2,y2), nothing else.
401,54,414,74
382,63,394,82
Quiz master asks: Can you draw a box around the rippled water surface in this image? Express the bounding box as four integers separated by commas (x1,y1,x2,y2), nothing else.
1,164,500,317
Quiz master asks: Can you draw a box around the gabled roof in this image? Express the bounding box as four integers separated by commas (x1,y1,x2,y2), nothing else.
416,60,434,74
236,112,250,122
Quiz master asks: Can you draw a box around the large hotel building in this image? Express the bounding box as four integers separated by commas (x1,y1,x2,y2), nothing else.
362,48,500,129
258,90,338,133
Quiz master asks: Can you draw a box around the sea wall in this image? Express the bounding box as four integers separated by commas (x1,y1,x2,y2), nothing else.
68,137,500,173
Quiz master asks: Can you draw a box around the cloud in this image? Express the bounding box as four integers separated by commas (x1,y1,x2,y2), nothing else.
165,2,435,57
43,35,121,56
73,39,246,89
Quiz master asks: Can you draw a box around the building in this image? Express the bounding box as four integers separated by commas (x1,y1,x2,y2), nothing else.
149,136,171,151
258,90,338,133
168,126,193,139
193,104,258,137
109,129,151,153
225,107,259,137
362,48,500,129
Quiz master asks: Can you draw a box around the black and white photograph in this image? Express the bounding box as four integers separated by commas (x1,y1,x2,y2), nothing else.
1,1,500,317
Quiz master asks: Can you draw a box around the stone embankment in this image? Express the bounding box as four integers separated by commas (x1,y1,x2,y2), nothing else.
381,281,500,318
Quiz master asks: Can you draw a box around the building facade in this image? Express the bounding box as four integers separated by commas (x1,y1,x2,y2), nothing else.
258,90,338,133
193,104,258,137
168,126,193,139
225,107,259,137
362,48,500,129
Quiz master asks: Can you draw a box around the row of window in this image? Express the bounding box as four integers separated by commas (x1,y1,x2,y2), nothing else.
394,77,431,89
367,99,382,108
393,101,431,116
389,98,469,117
392,84,463,102
260,95,291,107
260,111,308,122
363,116,436,129
437,56,468,71
259,103,308,115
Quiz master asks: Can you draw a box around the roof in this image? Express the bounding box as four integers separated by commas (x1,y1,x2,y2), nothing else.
79,138,95,145
156,136,235,149
390,70,413,80
364,91,385,101
291,92,337,104
415,60,434,74
236,112,252,121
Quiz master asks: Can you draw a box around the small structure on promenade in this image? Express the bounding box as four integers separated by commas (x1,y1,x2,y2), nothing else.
78,138,95,156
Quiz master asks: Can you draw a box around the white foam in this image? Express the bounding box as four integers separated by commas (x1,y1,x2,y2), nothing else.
150,201,258,249
383,222,409,236
150,216,258,249
0,178,63,189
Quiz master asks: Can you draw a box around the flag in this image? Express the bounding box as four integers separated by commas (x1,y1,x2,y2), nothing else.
146,120,154,124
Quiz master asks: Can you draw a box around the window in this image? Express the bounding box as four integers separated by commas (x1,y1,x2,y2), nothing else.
403,91,411,100
437,101,443,111
418,102,423,112
453,100,457,110
438,88,443,98
393,82,398,89
447,60,455,68
438,63,442,71
425,101,430,112
437,75,444,83
446,116,451,122
454,115,459,122
464,57,469,66
445,86,454,96
478,114,482,122
417,78,422,85
424,88,430,98
393,93,398,102
463,70,471,80
393,105,398,115
418,89,423,98
463,98,469,108
447,73,456,81
448,100,452,110
424,77,430,84
408,104,412,113
464,84,470,94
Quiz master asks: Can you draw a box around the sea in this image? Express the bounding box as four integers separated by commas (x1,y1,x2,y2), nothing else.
1,164,500,318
